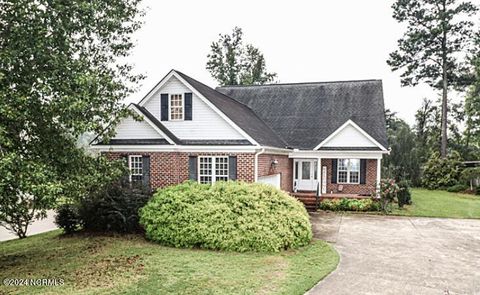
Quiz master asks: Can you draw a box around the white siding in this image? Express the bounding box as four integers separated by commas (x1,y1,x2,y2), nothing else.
144,76,245,140
323,124,377,147
113,116,162,139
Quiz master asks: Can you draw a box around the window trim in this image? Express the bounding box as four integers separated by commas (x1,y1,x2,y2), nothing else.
337,159,360,184
128,155,143,183
169,93,184,121
198,156,229,184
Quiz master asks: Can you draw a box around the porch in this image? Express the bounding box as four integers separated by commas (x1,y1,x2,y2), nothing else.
290,191,371,211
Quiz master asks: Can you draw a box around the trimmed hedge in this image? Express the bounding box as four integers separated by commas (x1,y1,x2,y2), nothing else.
139,181,312,252
446,184,469,193
318,198,380,212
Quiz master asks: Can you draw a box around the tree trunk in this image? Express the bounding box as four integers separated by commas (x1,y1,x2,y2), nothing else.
440,1,448,158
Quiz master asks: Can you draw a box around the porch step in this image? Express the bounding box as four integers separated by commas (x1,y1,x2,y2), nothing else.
290,192,318,211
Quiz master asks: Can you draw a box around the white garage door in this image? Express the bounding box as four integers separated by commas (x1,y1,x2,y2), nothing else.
257,173,281,189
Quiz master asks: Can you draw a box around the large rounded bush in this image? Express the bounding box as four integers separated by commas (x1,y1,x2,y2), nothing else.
139,181,312,252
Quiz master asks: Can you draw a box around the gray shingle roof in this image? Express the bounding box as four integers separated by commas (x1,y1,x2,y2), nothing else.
175,71,288,148
217,80,388,150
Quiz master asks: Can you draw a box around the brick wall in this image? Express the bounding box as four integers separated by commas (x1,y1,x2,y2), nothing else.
321,158,377,195
258,154,293,192
105,152,255,189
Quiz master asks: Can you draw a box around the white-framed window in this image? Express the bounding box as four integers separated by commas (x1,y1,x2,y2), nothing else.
337,159,360,184
169,94,184,120
198,156,229,184
129,155,143,183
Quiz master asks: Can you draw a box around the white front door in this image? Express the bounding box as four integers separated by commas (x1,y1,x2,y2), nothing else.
294,160,318,191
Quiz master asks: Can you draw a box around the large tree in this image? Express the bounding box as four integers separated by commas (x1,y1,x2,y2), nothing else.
0,0,144,238
206,27,277,86
383,110,421,185
387,0,478,158
464,57,480,155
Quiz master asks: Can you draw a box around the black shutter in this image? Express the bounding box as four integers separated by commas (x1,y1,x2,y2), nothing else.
184,93,192,120
160,93,169,121
142,155,150,188
331,159,337,184
360,159,367,184
188,156,197,181
228,156,237,180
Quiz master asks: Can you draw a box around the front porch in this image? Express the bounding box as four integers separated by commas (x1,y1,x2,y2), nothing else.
290,191,372,211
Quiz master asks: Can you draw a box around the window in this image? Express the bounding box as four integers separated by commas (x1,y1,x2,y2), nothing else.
169,94,183,120
199,156,229,184
129,155,143,183
337,159,360,184
301,161,311,180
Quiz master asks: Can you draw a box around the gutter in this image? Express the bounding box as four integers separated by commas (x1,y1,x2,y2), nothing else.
254,148,266,182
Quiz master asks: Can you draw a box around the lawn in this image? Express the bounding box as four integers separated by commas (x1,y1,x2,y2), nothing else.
0,230,339,295
392,188,480,219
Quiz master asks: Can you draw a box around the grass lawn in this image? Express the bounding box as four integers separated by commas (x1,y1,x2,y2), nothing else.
392,188,480,219
0,230,339,295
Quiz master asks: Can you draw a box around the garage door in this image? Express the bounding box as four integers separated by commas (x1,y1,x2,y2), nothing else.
257,173,281,189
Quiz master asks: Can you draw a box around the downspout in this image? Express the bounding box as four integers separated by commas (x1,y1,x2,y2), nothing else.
254,148,266,182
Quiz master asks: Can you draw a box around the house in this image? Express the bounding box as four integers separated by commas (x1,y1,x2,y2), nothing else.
90,69,389,207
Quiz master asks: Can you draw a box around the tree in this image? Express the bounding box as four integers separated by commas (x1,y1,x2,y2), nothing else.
206,27,277,86
465,57,480,154
388,0,478,158
0,0,144,238
382,110,421,185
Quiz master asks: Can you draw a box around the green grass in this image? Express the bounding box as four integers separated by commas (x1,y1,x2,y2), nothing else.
392,188,480,219
0,230,339,295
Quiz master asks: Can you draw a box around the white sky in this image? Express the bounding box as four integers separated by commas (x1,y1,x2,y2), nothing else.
126,0,479,125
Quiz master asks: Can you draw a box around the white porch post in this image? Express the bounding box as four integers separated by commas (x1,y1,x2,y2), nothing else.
376,158,382,194
317,157,322,196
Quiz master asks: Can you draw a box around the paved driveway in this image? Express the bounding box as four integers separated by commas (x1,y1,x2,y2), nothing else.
308,212,480,295
0,210,57,242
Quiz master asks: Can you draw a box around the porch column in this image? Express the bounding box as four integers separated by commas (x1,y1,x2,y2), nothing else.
317,157,322,196
376,158,381,194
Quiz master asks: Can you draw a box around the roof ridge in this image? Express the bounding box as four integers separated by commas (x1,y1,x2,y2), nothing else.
174,70,253,110
217,79,382,88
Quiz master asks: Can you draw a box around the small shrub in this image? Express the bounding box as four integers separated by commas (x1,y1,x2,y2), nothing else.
446,184,469,193
422,152,461,189
139,181,312,252
79,183,151,233
55,204,82,234
318,198,380,212
378,178,400,213
397,180,412,208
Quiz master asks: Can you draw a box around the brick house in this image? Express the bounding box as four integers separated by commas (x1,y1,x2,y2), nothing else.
91,70,389,205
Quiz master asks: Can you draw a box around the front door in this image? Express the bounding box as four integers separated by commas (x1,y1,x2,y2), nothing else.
294,160,318,191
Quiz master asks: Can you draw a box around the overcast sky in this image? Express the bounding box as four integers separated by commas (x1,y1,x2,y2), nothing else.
126,0,479,125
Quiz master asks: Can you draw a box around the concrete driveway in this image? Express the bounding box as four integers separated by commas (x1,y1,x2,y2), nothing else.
308,212,480,295
0,210,57,242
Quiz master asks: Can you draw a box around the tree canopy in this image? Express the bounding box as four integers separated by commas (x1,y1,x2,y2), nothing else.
388,0,478,157
206,27,277,86
0,0,144,237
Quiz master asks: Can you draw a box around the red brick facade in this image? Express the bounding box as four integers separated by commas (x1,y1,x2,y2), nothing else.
106,151,378,195
105,152,255,189
257,154,293,192
321,158,377,195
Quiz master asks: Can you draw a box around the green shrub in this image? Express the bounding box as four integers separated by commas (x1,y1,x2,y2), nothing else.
318,198,380,212
79,183,151,233
446,184,469,193
397,180,412,208
139,181,312,252
422,152,461,189
55,203,82,234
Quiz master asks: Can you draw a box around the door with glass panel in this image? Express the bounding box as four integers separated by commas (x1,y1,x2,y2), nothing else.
294,160,318,191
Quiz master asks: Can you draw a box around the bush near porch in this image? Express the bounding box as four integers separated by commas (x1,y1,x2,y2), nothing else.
318,198,380,212
139,181,312,252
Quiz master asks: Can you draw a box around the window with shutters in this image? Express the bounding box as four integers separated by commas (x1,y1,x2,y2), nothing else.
198,156,229,184
169,94,184,120
337,159,360,184
129,155,143,184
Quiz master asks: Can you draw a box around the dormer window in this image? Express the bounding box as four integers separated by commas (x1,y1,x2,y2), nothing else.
169,94,184,120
